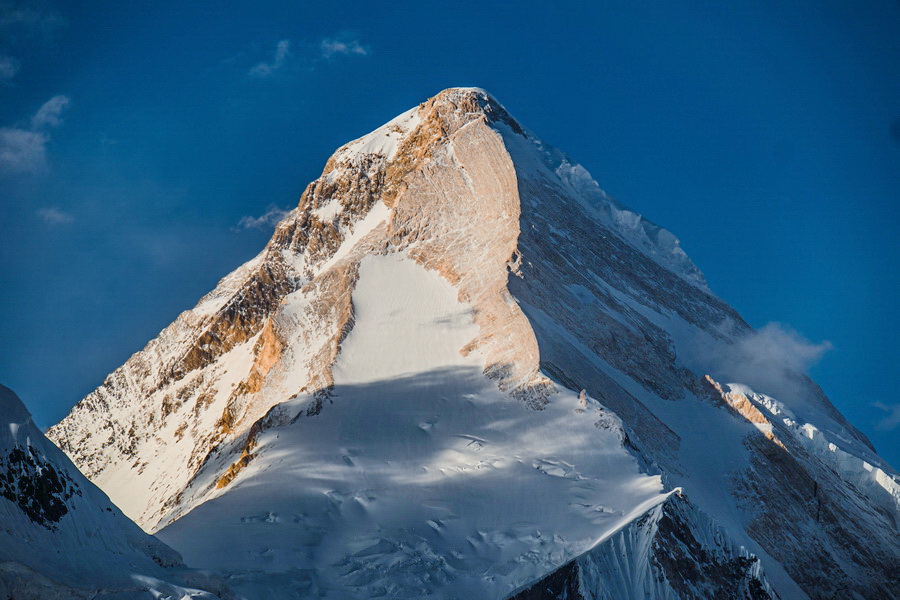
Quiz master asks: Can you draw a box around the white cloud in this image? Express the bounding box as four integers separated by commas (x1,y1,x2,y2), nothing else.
249,39,290,78
681,322,832,402
0,94,70,175
36,206,73,224
0,127,47,173
31,94,69,128
237,204,289,229
244,36,369,79
320,37,368,59
0,54,20,82
873,402,900,431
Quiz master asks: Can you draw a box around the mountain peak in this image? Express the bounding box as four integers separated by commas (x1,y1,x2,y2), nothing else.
432,86,493,101
46,89,899,599
430,86,511,113
429,86,526,133
326,86,522,168
0,383,31,425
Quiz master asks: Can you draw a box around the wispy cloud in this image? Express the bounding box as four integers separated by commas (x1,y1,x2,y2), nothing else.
0,94,70,175
0,54,20,82
681,322,832,402
31,94,69,128
0,127,46,173
0,0,65,39
320,37,368,59
244,35,369,80
0,2,65,84
237,204,289,229
873,402,900,431
248,39,290,78
36,206,73,224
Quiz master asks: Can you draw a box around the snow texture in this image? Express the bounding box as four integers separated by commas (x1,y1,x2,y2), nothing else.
158,254,664,598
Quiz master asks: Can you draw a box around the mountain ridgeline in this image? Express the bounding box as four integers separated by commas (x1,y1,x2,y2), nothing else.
35,88,898,599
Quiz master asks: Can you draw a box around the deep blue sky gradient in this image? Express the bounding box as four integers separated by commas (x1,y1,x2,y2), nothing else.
1,1,897,464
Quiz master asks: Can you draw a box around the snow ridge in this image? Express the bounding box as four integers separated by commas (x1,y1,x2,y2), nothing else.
509,491,777,600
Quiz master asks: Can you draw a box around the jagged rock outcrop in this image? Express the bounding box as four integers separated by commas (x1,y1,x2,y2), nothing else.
47,88,898,599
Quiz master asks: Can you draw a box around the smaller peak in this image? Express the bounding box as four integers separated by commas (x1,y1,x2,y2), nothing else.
0,383,32,428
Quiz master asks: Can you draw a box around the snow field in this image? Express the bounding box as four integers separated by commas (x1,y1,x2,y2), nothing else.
159,254,664,599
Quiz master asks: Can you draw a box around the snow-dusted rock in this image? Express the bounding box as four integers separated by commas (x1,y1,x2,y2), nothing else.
0,385,230,599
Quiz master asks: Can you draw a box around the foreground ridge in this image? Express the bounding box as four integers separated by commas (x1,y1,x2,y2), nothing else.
0,385,231,599
508,491,777,600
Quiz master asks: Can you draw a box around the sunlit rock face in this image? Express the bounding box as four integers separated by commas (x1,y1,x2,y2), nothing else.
48,88,898,599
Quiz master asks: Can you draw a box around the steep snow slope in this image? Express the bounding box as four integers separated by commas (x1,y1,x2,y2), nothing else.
158,254,667,598
509,491,776,600
49,88,899,599
0,384,230,599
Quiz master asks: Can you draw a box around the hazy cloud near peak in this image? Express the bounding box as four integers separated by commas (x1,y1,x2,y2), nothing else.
728,321,832,372
0,54,20,82
320,37,368,59
873,402,900,431
680,321,832,402
31,94,70,128
249,39,290,78
237,204,290,230
36,206,73,224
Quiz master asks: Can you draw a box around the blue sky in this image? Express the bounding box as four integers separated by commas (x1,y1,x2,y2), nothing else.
1,0,897,465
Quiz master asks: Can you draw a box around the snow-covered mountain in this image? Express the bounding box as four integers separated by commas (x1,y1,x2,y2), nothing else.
47,88,898,599
0,384,232,599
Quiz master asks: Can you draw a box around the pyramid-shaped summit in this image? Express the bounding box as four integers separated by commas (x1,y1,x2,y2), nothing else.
48,88,899,599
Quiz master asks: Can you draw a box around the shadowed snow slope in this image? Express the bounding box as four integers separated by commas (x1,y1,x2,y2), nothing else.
0,384,229,600
48,88,898,599
508,492,776,600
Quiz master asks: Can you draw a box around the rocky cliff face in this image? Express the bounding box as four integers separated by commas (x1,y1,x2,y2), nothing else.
48,88,898,599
